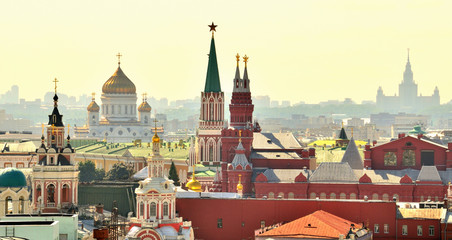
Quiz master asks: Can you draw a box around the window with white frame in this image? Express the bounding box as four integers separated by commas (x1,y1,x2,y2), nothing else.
150,202,156,217
163,202,169,216
417,225,422,236
402,225,407,235
429,225,434,236
374,224,379,233
384,224,389,233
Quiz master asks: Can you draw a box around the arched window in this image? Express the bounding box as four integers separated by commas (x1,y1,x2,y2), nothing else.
350,193,357,199
393,194,399,202
150,202,157,217
372,193,379,200
268,192,275,199
330,193,336,199
310,192,316,199
278,192,284,199
19,197,24,213
382,193,389,201
36,185,42,203
163,202,169,216
288,192,295,199
340,193,346,199
139,202,144,217
5,196,12,214
47,184,55,203
320,192,326,199
62,184,70,203
209,145,214,162
420,196,425,202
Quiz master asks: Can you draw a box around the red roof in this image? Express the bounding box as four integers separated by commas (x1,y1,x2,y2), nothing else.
257,210,361,239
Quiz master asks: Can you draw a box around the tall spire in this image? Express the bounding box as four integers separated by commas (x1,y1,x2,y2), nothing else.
204,22,221,92
403,48,414,83
243,55,249,90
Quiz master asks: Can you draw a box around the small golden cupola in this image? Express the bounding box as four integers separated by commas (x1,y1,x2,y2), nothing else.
87,92,100,112
102,53,136,94
186,165,202,192
138,93,152,112
237,174,243,191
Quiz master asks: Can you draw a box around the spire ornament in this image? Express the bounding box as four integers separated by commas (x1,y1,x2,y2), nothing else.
243,55,249,68
116,52,122,66
208,22,217,38
236,53,240,67
407,48,410,62
53,78,59,94
91,92,95,101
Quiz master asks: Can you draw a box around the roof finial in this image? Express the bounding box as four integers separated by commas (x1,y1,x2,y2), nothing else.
53,78,59,94
236,53,240,67
91,92,95,101
208,22,217,38
351,127,354,138
239,130,242,142
41,123,44,135
116,52,122,66
243,55,249,68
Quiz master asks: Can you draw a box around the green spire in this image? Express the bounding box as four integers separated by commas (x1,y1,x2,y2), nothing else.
204,36,221,92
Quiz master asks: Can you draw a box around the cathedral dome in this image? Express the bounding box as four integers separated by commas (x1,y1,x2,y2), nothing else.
152,133,160,143
0,168,27,188
102,66,136,94
138,101,152,112
87,100,100,112
185,175,202,192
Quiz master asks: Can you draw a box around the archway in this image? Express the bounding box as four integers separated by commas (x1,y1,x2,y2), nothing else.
5,196,12,214
47,184,55,205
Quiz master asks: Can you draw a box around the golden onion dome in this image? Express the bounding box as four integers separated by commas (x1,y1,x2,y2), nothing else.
152,132,160,143
237,182,243,191
87,100,100,112
138,101,152,112
102,66,136,94
185,176,202,192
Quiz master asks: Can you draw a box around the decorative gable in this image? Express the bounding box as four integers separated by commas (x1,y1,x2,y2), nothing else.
359,173,372,183
294,172,307,182
399,174,413,184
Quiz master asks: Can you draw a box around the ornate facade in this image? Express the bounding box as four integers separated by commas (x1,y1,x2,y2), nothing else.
128,129,193,240
32,89,79,213
87,56,155,143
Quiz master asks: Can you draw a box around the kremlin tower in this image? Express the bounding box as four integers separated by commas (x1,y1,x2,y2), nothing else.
197,22,225,165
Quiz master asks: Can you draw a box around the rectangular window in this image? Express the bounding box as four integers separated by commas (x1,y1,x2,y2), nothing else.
429,225,434,236
374,224,379,233
417,225,423,236
402,225,407,235
217,218,223,228
384,224,389,234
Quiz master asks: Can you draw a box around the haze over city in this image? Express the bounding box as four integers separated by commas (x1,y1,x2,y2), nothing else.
1,0,452,104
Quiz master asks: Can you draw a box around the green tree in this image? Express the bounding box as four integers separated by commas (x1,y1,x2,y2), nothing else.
79,160,106,182
105,162,134,180
168,161,180,186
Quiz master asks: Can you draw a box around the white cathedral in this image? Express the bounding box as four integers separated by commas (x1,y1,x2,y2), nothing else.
87,55,156,143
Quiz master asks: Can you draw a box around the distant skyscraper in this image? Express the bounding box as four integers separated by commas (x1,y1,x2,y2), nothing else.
376,50,440,112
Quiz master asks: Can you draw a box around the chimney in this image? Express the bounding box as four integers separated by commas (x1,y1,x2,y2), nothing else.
308,148,315,157
372,140,377,146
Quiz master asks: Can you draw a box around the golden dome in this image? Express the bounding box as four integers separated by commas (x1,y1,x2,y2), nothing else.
87,100,100,112
138,101,152,112
102,66,136,94
186,177,202,192
237,183,243,191
152,132,160,143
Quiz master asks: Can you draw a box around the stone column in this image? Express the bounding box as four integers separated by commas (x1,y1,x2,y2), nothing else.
40,181,44,208
57,180,61,208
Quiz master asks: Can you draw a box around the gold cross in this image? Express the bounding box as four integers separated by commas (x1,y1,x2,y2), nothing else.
116,52,122,65
67,124,70,135
236,53,240,67
142,92,147,101
91,92,96,101
53,78,59,94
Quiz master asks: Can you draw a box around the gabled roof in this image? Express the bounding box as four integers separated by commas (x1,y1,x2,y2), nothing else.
253,132,302,150
310,162,358,183
340,137,363,170
372,135,447,150
417,166,441,182
257,210,363,239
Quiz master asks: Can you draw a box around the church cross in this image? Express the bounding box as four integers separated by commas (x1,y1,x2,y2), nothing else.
116,52,122,65
53,78,59,94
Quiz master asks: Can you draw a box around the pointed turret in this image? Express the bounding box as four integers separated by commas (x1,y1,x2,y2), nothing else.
341,137,363,170
403,48,414,83
242,55,249,91
204,22,221,93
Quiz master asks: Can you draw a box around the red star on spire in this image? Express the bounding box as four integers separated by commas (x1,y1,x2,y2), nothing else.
208,22,217,32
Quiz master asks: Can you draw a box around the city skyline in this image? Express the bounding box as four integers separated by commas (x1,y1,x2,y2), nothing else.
1,1,452,104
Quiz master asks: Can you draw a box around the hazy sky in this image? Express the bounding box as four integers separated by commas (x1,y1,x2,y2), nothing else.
1,0,452,104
